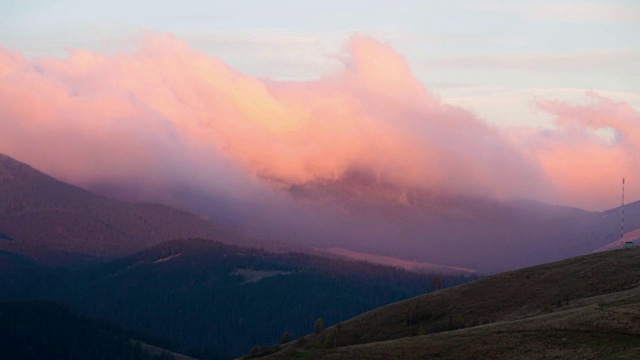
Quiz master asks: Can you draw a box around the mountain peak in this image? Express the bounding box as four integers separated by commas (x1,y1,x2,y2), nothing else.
0,153,37,176
0,153,232,264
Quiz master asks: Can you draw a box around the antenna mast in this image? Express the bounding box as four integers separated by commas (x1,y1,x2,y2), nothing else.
621,177,625,247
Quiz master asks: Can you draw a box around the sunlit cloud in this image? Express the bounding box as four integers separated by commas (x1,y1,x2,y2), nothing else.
1,33,639,211
519,92,640,209
434,86,640,129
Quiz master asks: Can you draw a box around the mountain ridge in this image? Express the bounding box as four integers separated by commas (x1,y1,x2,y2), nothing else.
3,152,640,272
0,153,296,265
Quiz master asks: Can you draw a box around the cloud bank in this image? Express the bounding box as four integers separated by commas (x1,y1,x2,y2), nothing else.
1,33,638,210
527,93,640,209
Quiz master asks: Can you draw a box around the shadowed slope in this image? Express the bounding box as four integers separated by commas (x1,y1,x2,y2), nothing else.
263,248,640,359
0,300,179,360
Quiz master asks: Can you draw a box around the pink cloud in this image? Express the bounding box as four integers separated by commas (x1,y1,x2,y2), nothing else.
0,33,637,210
524,93,640,209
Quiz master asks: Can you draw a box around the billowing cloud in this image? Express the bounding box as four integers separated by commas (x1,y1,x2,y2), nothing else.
524,93,640,209
0,33,637,212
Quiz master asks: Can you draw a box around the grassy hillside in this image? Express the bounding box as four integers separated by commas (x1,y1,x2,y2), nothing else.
262,248,640,359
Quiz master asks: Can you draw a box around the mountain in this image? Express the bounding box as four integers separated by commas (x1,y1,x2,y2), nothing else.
44,239,474,359
0,153,274,265
277,175,640,272
0,153,491,274
4,152,640,359
261,247,640,359
159,168,640,273
4,152,639,273
0,153,478,359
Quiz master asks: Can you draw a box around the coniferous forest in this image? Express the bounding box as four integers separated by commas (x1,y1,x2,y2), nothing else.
0,301,175,360
1,239,474,359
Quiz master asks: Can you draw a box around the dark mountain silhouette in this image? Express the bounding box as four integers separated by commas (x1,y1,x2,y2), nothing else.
263,247,640,360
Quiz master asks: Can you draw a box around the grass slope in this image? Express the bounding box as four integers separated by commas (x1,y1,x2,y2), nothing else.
263,248,640,359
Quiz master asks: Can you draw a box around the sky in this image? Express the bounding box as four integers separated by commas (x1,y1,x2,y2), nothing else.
1,0,640,211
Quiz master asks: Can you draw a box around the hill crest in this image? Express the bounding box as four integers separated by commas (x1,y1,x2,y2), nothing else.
262,248,640,359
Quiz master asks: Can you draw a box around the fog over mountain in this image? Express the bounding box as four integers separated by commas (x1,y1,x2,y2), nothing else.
2,34,639,272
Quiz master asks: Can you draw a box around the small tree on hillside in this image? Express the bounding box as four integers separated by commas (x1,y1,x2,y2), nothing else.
314,317,325,335
250,345,262,355
323,328,336,349
280,331,291,344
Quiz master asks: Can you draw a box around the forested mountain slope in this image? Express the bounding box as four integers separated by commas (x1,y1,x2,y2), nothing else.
0,300,178,360
48,239,475,359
